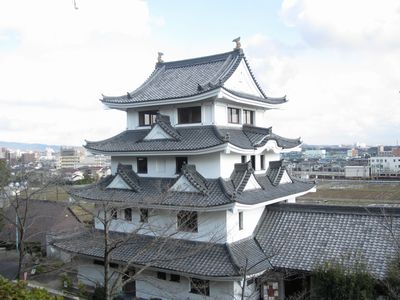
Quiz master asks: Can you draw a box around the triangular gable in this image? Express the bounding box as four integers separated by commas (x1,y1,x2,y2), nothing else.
106,174,133,190
243,173,262,191
143,123,174,140
169,175,201,193
280,170,292,184
223,59,264,98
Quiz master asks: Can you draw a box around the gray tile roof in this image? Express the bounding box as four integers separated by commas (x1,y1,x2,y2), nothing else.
69,165,314,208
266,160,285,186
101,49,286,106
180,164,209,195
229,162,256,193
255,203,400,279
115,163,141,191
153,114,181,140
84,125,301,153
53,230,273,278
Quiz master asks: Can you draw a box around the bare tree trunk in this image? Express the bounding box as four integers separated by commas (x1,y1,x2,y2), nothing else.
241,258,248,300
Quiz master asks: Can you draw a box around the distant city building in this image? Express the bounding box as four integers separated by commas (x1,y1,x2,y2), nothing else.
344,166,370,178
304,149,326,159
369,156,400,177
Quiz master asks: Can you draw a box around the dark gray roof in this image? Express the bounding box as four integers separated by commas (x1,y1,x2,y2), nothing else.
101,49,286,106
255,204,400,279
85,125,301,153
230,162,256,193
115,164,141,191
52,231,271,278
266,160,285,186
69,164,314,208
180,164,209,195
153,114,181,140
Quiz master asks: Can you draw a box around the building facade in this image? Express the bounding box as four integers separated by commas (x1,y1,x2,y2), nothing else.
51,44,400,299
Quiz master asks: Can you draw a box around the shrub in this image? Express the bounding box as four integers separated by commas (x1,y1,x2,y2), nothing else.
311,259,375,300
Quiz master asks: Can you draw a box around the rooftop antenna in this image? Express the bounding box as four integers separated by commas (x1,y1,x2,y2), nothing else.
73,0,79,9
232,37,241,49
157,52,164,63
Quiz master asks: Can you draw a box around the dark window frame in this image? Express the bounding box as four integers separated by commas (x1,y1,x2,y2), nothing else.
190,278,210,296
243,109,254,125
177,106,201,124
140,208,149,223
239,211,243,230
177,211,198,232
175,157,188,174
251,155,256,169
139,110,158,126
124,208,132,222
170,274,181,282
260,155,265,170
137,157,148,174
228,107,240,124
241,155,247,163
157,272,167,280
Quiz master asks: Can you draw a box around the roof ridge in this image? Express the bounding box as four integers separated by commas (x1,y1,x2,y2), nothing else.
268,203,400,216
156,50,240,69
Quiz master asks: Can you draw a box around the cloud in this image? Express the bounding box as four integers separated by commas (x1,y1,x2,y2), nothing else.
0,0,160,145
244,1,400,145
281,0,400,50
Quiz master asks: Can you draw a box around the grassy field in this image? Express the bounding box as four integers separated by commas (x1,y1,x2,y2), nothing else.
298,181,400,205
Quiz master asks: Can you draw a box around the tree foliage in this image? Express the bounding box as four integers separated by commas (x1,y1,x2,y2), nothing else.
0,276,62,300
311,259,375,300
0,159,10,188
385,253,400,299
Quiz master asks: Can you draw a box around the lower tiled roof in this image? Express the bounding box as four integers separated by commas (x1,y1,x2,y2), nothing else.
84,125,300,153
255,204,400,279
69,174,314,208
52,231,271,278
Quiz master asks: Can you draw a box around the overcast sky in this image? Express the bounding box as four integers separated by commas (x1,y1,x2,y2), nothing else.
1,0,399,146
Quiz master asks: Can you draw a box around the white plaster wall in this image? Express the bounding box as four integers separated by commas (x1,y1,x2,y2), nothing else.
233,280,260,300
188,152,221,179
97,208,228,243
224,60,263,98
214,102,228,125
136,270,235,300
77,259,119,288
111,156,176,177
255,109,268,128
202,102,213,125
226,206,265,243
220,152,242,179
126,109,138,130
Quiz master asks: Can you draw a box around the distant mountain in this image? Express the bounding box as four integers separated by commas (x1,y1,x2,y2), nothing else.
0,141,60,152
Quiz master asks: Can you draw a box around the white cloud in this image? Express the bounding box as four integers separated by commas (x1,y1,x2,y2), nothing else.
244,1,400,145
0,0,159,145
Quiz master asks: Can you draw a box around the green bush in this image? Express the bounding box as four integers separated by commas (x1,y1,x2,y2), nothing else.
60,273,73,292
385,253,400,299
311,260,375,300
0,275,62,299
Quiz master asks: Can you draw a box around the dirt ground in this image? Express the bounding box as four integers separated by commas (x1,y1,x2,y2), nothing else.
298,180,400,205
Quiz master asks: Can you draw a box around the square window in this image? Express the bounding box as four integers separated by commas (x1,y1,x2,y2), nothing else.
228,107,240,124
239,211,243,230
260,155,265,170
243,110,254,125
140,208,149,223
177,211,198,232
139,110,158,126
124,208,132,222
250,155,256,169
157,272,167,280
170,274,180,282
178,106,201,124
190,278,210,296
137,157,148,174
175,157,188,174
